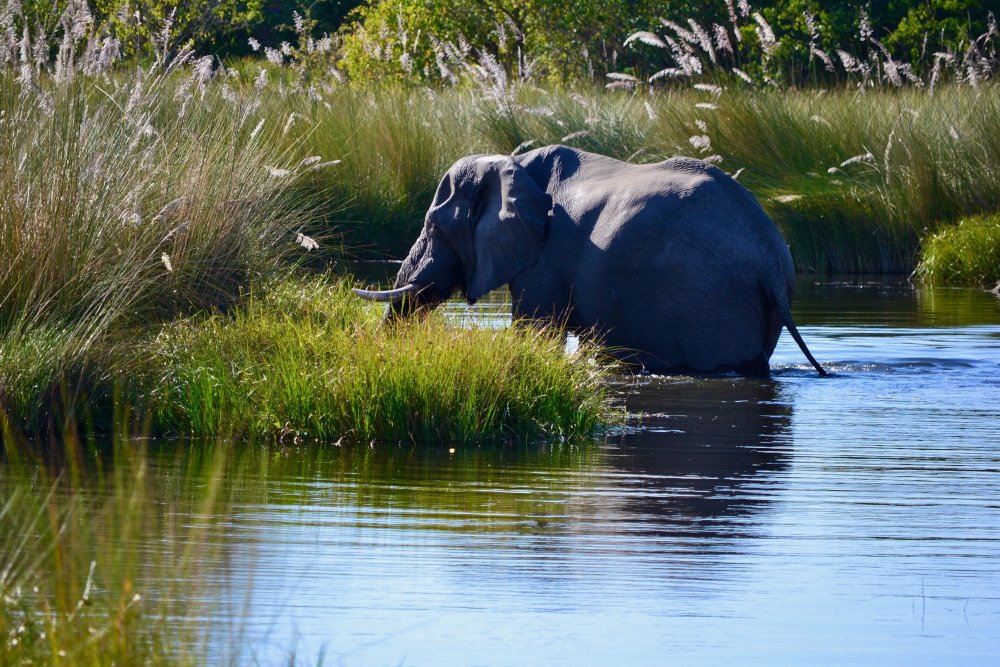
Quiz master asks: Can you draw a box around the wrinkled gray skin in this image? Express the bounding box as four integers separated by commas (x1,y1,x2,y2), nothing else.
357,145,826,376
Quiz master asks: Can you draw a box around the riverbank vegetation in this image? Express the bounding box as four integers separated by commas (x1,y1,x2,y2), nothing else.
1,0,999,440
916,214,1000,285
149,276,611,444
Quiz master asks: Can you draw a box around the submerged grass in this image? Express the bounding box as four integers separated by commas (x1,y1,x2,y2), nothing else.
916,214,1000,285
146,275,614,444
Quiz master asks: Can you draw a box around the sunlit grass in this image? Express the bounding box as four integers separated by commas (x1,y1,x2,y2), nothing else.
146,275,616,444
916,214,1000,286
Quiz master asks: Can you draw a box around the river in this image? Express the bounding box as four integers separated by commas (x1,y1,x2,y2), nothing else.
17,278,1000,664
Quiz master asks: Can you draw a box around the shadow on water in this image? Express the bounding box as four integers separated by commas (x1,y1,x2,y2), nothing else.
599,376,793,537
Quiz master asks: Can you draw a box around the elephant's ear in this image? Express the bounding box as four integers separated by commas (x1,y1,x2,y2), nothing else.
467,157,551,302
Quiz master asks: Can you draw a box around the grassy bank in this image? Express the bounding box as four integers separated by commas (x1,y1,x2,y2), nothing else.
916,214,1000,285
146,275,613,444
1,274,615,442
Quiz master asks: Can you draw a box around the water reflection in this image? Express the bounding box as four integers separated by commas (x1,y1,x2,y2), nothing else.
605,378,792,534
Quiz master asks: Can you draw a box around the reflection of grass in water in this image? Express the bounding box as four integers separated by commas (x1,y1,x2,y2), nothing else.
0,432,604,661
0,430,231,664
147,274,616,444
257,440,605,526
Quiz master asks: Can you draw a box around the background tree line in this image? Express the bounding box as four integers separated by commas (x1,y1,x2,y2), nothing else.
13,0,995,84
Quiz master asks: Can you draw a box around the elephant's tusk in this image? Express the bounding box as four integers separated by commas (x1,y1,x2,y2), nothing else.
352,284,420,304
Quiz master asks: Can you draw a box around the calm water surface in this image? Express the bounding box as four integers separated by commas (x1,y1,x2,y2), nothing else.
45,280,1000,663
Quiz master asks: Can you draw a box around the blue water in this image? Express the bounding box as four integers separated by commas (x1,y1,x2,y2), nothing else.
172,278,1000,665
105,280,1000,663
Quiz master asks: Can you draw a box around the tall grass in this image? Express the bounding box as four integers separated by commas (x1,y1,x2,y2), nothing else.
145,275,614,444
0,57,330,430
266,82,1000,274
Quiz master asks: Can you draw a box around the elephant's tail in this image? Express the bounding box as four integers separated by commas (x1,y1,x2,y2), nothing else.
771,285,828,377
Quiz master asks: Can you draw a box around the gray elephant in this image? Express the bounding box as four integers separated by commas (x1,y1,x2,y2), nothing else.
355,145,826,377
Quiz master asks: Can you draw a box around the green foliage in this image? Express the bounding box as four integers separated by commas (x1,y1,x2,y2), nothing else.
916,214,1000,285
336,0,997,86
338,0,667,84
146,274,615,444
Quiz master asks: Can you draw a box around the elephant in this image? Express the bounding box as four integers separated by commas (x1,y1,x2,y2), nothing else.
355,145,826,377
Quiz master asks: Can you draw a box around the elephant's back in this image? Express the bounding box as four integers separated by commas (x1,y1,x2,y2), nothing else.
568,155,794,372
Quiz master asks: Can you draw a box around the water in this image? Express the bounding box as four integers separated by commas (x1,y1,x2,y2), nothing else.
19,279,1000,664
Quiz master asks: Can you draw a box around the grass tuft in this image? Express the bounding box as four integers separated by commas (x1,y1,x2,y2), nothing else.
146,275,616,444
915,214,1000,285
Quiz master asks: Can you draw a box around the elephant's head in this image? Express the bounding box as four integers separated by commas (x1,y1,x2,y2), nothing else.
354,155,552,320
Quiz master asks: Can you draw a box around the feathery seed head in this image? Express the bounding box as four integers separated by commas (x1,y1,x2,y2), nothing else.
309,160,341,171
264,47,283,65
694,83,722,95
689,134,711,153
859,8,873,42
713,24,733,55
296,232,319,251
194,55,214,83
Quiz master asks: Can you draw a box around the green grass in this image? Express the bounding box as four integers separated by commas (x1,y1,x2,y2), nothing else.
257,80,1000,274
0,274,617,443
916,214,1000,285
145,275,615,444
